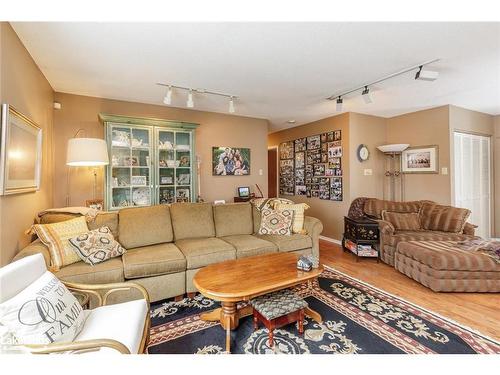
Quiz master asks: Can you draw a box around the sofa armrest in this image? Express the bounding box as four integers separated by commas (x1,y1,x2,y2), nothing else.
463,222,477,236
304,216,323,258
377,220,395,236
12,239,51,267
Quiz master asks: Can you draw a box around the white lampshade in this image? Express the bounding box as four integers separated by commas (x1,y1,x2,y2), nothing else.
66,138,109,166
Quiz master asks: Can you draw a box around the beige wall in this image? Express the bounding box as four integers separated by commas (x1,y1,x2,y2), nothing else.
386,106,451,204
53,93,269,208
495,116,500,237
268,113,350,240
348,113,386,200
0,23,54,265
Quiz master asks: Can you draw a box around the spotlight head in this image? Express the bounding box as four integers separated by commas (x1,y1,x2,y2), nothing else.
186,90,194,108
415,66,439,81
163,86,172,105
336,97,343,112
362,86,373,104
228,97,235,113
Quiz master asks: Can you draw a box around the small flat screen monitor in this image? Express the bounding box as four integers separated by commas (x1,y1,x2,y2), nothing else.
238,186,250,198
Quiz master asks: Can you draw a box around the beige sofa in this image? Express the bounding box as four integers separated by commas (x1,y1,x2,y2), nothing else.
14,202,323,302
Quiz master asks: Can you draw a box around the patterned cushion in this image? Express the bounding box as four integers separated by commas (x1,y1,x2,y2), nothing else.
363,199,426,219
419,203,471,233
69,226,126,266
258,209,294,236
250,289,308,320
274,203,309,234
381,210,422,231
32,216,89,271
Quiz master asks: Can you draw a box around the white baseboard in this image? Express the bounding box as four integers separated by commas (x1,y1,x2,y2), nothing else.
319,235,342,245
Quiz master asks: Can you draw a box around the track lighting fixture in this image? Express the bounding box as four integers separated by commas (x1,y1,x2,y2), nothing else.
336,97,343,112
327,58,440,107
415,66,439,81
186,90,194,108
362,86,373,104
163,86,172,105
157,83,238,113
228,97,235,113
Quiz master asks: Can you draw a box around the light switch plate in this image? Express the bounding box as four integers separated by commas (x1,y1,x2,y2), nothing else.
364,169,373,176
441,167,448,175
259,169,263,176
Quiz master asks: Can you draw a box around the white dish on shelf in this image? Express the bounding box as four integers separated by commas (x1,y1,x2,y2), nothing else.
377,144,409,153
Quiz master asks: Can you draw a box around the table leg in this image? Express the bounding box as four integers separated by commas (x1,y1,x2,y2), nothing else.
220,302,239,330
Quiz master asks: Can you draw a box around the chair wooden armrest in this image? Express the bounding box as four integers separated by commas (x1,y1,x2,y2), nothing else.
62,281,150,307
23,338,131,354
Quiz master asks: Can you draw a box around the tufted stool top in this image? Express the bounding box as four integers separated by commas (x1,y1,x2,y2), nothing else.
250,288,308,320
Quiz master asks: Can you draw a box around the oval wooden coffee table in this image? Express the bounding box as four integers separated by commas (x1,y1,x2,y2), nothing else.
193,252,324,333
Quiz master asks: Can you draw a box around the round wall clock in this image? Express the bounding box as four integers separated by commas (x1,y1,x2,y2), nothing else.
357,144,370,162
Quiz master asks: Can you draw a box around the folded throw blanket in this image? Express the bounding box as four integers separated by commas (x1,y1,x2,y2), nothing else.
455,239,500,263
37,207,100,222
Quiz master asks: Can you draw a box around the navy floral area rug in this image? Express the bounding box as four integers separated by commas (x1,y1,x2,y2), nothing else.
146,267,500,354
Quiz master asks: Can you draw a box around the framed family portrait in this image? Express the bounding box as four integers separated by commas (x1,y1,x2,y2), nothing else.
212,147,250,176
401,145,439,173
0,104,42,195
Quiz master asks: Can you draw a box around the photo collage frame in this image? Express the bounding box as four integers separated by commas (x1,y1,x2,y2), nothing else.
279,130,343,201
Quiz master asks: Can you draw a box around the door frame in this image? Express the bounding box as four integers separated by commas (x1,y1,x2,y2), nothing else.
268,146,279,198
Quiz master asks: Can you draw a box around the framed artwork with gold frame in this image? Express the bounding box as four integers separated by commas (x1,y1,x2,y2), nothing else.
0,104,42,195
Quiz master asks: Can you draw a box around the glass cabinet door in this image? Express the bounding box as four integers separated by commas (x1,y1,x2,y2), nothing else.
108,124,153,209
174,131,192,203
155,129,193,204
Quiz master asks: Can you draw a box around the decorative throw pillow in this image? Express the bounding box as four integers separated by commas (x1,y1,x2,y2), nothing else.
258,209,294,236
32,216,90,271
0,271,87,345
69,226,126,265
381,210,422,231
274,202,310,234
419,202,471,233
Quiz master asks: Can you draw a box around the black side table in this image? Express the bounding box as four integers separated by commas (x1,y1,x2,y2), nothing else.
342,216,380,262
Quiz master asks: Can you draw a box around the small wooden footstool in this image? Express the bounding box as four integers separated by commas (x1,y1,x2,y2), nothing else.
250,289,308,347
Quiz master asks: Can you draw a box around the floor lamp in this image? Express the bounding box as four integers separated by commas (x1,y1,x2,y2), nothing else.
377,144,409,202
66,132,109,206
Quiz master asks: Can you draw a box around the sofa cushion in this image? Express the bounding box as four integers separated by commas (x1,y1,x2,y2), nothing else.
397,241,500,272
214,203,253,237
364,198,426,219
69,226,126,266
386,230,473,248
253,205,262,234
88,212,119,238
170,203,215,240
419,203,471,233
119,205,173,249
221,235,277,258
55,257,124,284
175,237,236,269
381,210,422,231
122,243,186,279
256,234,312,252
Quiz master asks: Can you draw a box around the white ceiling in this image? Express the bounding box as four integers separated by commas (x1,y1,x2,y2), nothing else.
11,22,500,132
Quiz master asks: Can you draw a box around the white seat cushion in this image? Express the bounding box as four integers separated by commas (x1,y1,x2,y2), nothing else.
75,299,148,354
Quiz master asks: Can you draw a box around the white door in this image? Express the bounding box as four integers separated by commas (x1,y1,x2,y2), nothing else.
454,132,491,238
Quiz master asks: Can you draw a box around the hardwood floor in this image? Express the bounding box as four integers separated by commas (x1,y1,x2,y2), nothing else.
319,240,500,341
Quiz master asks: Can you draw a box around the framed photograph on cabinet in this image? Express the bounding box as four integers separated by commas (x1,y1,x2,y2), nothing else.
401,145,439,173
0,104,42,195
